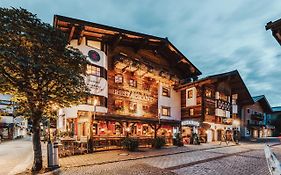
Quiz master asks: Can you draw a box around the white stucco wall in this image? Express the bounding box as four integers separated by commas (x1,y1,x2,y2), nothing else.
185,87,197,107
158,83,181,121
62,38,109,118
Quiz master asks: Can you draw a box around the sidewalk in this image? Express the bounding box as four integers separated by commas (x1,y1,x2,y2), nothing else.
58,142,238,168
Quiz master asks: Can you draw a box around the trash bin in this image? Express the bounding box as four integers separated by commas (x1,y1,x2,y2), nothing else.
47,141,59,169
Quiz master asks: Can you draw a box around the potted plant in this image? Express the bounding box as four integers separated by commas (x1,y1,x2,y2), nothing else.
121,137,139,151
152,137,166,149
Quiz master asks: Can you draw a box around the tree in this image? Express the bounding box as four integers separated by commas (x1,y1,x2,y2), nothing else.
0,8,89,171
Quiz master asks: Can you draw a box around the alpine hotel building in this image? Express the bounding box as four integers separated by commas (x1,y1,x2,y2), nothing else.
54,15,201,145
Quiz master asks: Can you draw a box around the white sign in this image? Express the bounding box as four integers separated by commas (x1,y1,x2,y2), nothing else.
181,120,200,127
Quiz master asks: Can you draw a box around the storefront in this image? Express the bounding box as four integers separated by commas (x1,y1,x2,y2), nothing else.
181,120,200,144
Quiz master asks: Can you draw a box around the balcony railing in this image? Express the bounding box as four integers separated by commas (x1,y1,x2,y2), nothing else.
251,113,264,121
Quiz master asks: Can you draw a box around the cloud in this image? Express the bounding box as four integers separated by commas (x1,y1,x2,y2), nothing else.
1,0,281,106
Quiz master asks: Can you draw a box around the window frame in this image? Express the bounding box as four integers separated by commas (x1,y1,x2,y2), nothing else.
187,89,193,99
162,106,171,116
162,87,170,97
114,74,123,84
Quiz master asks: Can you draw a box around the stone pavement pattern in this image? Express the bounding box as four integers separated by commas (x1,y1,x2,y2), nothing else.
58,143,271,175
0,137,33,175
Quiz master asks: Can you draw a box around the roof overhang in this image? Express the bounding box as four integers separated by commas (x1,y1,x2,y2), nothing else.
53,15,202,79
266,19,281,46
176,70,254,106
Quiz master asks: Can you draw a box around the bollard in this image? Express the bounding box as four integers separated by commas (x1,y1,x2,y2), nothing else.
47,142,54,168
47,141,60,169
53,142,59,168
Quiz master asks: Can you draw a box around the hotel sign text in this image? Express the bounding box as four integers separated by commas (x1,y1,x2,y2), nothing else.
113,89,156,102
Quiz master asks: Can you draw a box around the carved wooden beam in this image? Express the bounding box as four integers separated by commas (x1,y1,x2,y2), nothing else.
77,26,85,45
112,33,123,51
68,25,75,43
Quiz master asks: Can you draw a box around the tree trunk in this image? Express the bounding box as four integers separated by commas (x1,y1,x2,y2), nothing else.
32,117,43,172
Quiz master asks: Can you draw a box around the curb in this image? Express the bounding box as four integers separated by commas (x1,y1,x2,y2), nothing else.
42,144,239,174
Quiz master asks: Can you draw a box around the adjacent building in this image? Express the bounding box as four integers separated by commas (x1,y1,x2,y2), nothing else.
54,15,201,145
240,95,273,139
0,94,27,140
266,18,281,45
175,70,253,143
268,106,281,136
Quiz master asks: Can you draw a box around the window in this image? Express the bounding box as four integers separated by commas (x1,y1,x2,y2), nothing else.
114,74,123,84
205,89,212,98
142,105,149,112
86,64,101,76
129,79,137,87
189,108,194,116
129,102,137,113
162,87,170,97
187,90,193,99
87,97,101,106
114,100,123,111
247,108,250,113
205,108,209,115
162,106,170,116
143,83,150,91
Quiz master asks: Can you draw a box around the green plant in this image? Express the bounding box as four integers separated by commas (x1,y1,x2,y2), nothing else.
173,133,183,147
121,137,139,151
152,137,166,149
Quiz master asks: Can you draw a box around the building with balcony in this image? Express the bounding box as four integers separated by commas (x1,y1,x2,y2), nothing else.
241,95,273,139
54,15,201,146
176,70,253,143
268,106,281,136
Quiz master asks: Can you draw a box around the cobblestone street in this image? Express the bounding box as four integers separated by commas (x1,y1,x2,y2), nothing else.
56,142,278,175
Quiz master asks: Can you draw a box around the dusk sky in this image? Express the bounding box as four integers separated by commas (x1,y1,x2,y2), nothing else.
1,0,281,106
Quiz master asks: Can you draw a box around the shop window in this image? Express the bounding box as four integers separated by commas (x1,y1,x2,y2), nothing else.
129,102,137,113
162,106,170,116
162,87,170,97
205,89,212,98
86,64,101,76
114,74,123,84
129,79,137,87
87,96,100,106
142,126,149,135
189,108,194,116
187,90,193,99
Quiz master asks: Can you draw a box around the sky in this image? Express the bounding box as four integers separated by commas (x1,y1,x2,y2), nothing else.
1,0,281,106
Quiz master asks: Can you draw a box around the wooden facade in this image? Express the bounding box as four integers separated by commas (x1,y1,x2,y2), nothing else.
53,15,201,144
177,70,253,142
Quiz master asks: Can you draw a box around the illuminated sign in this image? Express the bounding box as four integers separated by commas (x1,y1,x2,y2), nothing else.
181,120,200,126
112,89,156,102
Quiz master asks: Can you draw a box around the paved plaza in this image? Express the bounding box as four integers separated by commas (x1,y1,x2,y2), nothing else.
55,142,279,175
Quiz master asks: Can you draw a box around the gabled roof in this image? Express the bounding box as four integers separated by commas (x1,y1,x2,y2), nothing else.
176,70,254,105
252,95,272,113
53,15,202,79
266,18,281,46
272,106,281,113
